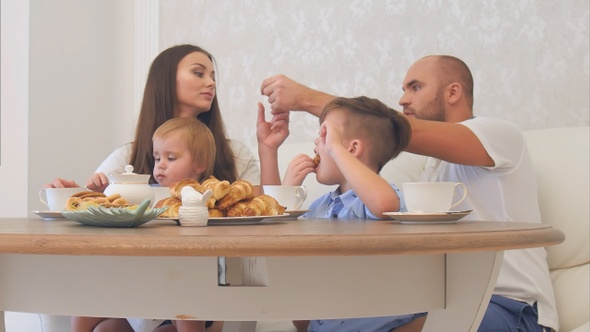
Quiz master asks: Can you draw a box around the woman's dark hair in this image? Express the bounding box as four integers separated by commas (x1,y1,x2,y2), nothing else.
130,44,237,183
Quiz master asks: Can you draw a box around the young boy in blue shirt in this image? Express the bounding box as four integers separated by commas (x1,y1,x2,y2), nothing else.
257,96,426,331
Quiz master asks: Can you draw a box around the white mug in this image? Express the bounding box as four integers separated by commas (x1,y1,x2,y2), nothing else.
39,187,88,211
262,185,307,210
402,182,467,213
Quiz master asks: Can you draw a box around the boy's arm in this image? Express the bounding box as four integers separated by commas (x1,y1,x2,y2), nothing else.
331,147,400,217
257,103,289,185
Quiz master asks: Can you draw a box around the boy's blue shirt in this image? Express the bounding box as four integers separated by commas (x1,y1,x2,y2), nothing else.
304,183,407,219
302,182,422,332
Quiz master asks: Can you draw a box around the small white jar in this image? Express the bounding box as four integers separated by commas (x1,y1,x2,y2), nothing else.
103,165,155,206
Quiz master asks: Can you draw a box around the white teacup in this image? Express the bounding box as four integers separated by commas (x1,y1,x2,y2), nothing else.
402,182,467,213
39,187,88,211
262,185,307,210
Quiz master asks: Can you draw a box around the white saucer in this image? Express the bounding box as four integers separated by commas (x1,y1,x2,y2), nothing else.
276,209,309,220
156,213,290,226
34,211,66,220
383,210,473,224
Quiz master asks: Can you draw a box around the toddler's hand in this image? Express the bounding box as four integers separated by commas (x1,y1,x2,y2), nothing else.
283,154,316,185
86,172,109,192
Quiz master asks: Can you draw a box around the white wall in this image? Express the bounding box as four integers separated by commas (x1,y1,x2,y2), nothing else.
0,0,136,216
0,0,29,217
159,0,590,151
1,0,588,217
26,0,136,214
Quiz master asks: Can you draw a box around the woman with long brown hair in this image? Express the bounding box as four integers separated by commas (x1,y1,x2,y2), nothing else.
48,44,259,332
47,44,259,191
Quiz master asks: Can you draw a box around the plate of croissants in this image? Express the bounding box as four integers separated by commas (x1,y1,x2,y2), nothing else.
154,177,289,225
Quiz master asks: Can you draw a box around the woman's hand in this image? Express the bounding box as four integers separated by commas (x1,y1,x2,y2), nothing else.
257,102,290,151
85,172,109,192
44,178,80,189
283,154,316,186
258,102,290,185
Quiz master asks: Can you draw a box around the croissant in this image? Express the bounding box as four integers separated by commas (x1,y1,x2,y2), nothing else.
213,181,230,199
65,192,132,211
202,177,231,199
258,194,286,215
65,197,97,211
208,208,225,218
169,178,202,198
313,154,321,166
242,195,285,217
154,196,181,218
226,200,251,217
241,197,265,217
201,176,231,207
216,180,255,210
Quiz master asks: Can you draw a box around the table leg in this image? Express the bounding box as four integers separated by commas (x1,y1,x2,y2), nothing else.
0,310,5,332
422,251,503,332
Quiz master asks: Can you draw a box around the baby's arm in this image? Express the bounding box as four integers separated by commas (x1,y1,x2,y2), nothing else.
283,154,316,185
257,102,289,185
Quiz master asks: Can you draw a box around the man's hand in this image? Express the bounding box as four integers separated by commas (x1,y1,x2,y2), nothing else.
260,74,334,117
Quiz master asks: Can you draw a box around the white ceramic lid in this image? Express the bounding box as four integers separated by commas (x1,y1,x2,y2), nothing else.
107,165,151,184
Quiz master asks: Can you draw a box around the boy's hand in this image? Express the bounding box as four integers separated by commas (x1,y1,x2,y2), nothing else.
283,154,316,186
86,172,109,192
320,120,345,156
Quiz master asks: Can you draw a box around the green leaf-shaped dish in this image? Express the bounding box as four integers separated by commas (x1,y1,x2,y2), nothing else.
62,199,168,228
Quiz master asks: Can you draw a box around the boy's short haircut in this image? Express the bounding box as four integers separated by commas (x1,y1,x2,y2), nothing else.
319,96,411,171
153,117,216,181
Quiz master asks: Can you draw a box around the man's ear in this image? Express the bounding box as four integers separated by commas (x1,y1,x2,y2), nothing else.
348,139,364,158
446,82,462,105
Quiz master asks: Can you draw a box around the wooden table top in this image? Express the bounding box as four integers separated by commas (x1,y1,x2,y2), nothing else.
0,217,564,257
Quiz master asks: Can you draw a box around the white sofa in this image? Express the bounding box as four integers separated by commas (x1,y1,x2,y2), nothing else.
6,126,589,332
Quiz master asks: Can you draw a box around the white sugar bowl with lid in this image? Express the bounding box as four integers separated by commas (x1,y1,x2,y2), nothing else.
103,165,155,207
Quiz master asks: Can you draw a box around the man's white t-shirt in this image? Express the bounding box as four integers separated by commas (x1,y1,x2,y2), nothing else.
419,116,558,330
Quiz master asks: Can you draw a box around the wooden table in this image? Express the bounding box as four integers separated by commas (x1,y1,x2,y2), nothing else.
0,217,564,332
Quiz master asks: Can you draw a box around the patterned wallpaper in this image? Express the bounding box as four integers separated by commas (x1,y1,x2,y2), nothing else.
160,0,589,150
